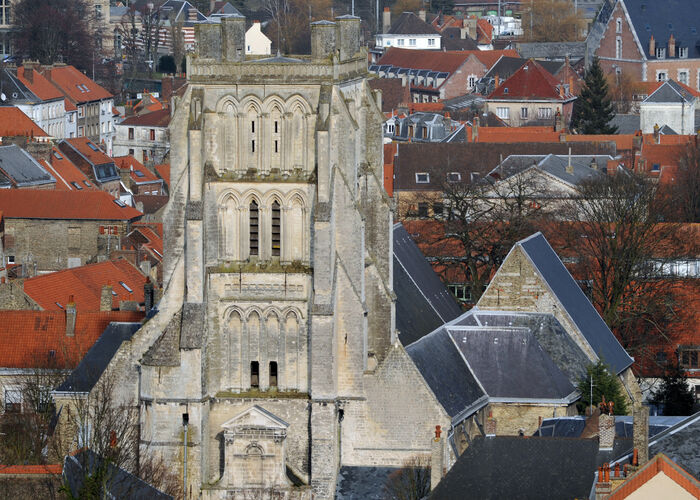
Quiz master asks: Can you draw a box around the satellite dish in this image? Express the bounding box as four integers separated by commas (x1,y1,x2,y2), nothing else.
0,93,5,101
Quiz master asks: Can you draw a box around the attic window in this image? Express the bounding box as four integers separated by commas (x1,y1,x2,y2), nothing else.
119,281,133,293
447,172,461,182
679,47,688,58
113,199,127,207
86,142,99,151
134,170,145,178
415,173,430,183
503,87,509,94
52,151,63,160
84,180,91,187
55,302,63,309
111,290,118,296
652,163,660,171
71,181,83,190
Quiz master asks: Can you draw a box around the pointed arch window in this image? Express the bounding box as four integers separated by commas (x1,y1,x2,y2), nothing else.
249,200,259,256
271,200,281,257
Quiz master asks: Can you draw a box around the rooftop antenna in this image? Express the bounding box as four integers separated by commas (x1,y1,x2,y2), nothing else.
352,0,355,16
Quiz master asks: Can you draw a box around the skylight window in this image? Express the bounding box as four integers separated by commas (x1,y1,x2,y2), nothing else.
84,180,91,187
134,170,145,178
113,199,127,207
119,281,133,293
71,181,83,190
52,151,63,160
86,142,99,151
55,302,63,309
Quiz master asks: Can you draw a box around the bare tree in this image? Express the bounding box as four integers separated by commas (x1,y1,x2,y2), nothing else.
169,14,185,75
263,0,332,54
415,173,550,305
667,142,700,223
522,0,586,42
383,455,431,500
560,171,683,360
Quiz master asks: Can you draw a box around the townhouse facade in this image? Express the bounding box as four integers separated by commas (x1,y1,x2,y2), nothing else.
113,108,170,164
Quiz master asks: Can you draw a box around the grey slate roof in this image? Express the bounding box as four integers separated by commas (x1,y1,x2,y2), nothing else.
490,153,610,187
534,415,686,438
406,309,583,422
387,12,440,36
0,144,56,188
517,233,634,374
430,436,600,500
393,223,463,346
625,0,700,59
643,79,696,104
613,411,700,479
63,450,172,499
335,466,412,499
0,70,42,105
611,113,641,134
55,322,142,393
514,41,588,61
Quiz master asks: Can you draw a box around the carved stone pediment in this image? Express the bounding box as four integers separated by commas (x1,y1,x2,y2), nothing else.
222,405,289,432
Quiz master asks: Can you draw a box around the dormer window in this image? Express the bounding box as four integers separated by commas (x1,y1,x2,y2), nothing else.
656,47,666,59
679,46,688,58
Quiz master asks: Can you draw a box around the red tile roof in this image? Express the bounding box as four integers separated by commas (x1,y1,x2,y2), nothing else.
475,126,562,143
119,108,171,127
608,454,700,500
131,223,164,258
0,464,63,475
41,65,112,104
62,137,112,165
113,156,161,183
41,148,95,190
64,98,77,112
0,189,142,220
0,309,143,369
378,48,517,74
565,134,635,151
0,107,50,138
154,163,170,188
15,67,64,101
635,80,700,98
477,18,493,45
23,259,148,311
489,59,574,101
383,143,397,197
639,143,686,171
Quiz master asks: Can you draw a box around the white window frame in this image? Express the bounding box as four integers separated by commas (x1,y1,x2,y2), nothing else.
415,173,430,183
428,38,435,46
467,74,477,90
397,38,404,46
678,69,689,85
538,107,552,119
409,38,416,46
496,107,509,119
656,47,666,59
4,386,22,412
616,18,622,34
679,46,688,58
521,107,528,119
616,36,622,59
447,172,461,182
656,70,668,82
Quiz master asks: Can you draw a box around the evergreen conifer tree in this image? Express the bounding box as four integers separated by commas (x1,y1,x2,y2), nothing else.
577,361,629,415
651,363,696,415
571,58,618,134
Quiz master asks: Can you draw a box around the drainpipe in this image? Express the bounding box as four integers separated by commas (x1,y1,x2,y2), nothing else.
182,412,189,497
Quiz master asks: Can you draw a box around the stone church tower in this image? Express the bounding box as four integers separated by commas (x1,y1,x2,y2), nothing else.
91,15,450,500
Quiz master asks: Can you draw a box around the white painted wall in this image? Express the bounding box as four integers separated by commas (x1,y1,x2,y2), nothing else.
375,33,441,50
245,22,271,55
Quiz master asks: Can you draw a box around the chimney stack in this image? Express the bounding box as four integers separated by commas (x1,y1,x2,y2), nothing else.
430,425,445,491
100,285,113,311
668,34,675,57
485,411,497,436
472,115,480,142
66,295,76,337
595,464,613,500
598,400,615,450
649,35,655,57
383,7,391,34
494,74,499,89
653,123,660,143
633,403,649,467
566,147,574,174
591,158,598,170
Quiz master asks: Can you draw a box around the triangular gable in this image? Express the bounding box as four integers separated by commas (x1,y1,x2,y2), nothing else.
221,405,289,431
608,453,700,499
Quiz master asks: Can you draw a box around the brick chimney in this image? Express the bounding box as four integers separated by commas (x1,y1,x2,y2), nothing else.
472,115,479,142
383,7,391,34
430,425,444,491
100,285,113,311
668,34,675,57
66,295,76,337
649,35,655,57
633,403,649,467
485,411,496,436
494,74,499,89
23,66,34,83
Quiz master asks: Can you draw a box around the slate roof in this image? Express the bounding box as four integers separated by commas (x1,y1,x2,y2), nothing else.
625,0,700,59
430,436,600,500
516,233,634,374
611,114,641,134
393,223,463,346
491,153,610,187
440,28,479,50
55,322,142,393
534,416,686,438
335,466,417,500
387,12,440,35
0,144,56,188
406,308,582,422
643,79,696,104
63,449,172,499
0,189,142,220
514,41,587,61
158,0,207,23
612,411,700,479
23,259,148,311
484,56,565,82
0,310,144,369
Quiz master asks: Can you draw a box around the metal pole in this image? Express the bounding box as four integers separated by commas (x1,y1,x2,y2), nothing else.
590,374,595,416
183,422,188,497
351,0,355,16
